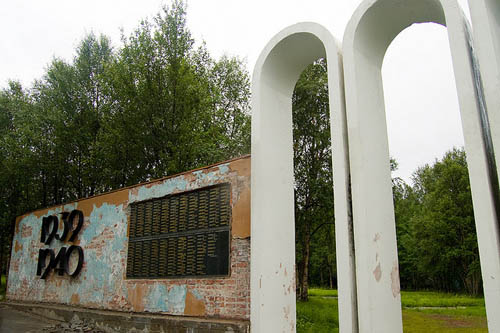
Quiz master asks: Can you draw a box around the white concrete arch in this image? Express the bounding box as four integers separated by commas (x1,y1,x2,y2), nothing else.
251,23,356,332
467,0,500,329
343,0,500,332
469,0,500,189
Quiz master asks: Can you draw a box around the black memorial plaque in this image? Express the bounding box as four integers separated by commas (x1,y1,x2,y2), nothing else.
126,183,231,279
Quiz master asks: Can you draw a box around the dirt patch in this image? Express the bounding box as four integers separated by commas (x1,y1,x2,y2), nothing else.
404,306,466,310
430,314,487,328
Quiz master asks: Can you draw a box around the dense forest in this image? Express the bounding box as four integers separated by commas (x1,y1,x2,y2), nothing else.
0,0,482,298
393,148,481,295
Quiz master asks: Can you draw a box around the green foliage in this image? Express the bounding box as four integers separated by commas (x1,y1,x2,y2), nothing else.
293,59,335,300
0,0,250,275
401,291,485,308
0,275,5,299
394,147,481,295
308,288,338,297
31,33,114,202
99,1,250,187
296,297,339,333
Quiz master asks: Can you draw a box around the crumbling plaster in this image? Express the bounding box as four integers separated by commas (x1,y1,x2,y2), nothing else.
8,156,251,321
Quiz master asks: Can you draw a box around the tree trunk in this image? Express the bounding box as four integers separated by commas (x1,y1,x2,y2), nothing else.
299,231,311,301
0,236,3,291
296,259,303,297
320,265,324,286
329,264,333,289
5,217,16,293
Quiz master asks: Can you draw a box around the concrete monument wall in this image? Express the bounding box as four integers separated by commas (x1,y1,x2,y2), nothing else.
7,156,251,324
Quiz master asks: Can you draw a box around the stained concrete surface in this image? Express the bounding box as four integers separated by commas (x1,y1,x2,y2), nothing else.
9,157,251,321
0,304,57,333
6,301,250,332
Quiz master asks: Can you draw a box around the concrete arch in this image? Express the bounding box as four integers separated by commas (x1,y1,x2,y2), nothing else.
469,0,500,190
251,23,356,332
467,0,500,329
343,0,500,332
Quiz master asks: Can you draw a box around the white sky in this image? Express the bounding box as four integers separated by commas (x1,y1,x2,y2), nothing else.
0,0,472,183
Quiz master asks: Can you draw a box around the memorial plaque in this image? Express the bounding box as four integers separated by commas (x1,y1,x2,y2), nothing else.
126,183,231,278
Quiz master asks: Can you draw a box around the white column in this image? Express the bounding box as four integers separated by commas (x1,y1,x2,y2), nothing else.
251,22,356,332
467,1,500,331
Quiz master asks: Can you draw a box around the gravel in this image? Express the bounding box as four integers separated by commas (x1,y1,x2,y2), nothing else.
28,318,106,333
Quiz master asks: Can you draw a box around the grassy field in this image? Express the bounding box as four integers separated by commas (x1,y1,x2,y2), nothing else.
297,288,487,332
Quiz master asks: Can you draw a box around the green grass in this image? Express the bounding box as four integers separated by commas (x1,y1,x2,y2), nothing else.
296,296,338,332
402,311,487,332
308,288,338,297
297,289,487,333
401,291,485,308
0,275,5,300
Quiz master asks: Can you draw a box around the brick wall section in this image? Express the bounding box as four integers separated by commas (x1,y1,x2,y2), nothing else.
7,156,251,321
198,239,250,319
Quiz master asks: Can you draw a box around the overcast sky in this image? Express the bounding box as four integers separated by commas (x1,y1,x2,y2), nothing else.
0,0,472,183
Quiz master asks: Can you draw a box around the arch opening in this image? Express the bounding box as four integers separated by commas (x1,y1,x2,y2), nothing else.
382,23,464,185
383,21,484,304
293,59,336,304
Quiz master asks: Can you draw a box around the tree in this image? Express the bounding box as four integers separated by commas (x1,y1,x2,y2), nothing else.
308,223,337,288
293,59,335,301
0,0,251,285
206,55,251,159
0,81,40,286
100,1,250,187
394,148,481,294
32,33,114,203
392,164,422,290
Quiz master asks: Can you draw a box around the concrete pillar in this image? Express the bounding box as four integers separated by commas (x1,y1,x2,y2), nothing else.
467,0,500,331
343,0,500,331
251,22,357,332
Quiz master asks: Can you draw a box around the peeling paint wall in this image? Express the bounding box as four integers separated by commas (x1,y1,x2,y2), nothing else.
7,156,251,320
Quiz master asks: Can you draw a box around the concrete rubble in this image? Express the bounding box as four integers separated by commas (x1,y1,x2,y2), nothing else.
34,319,106,333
